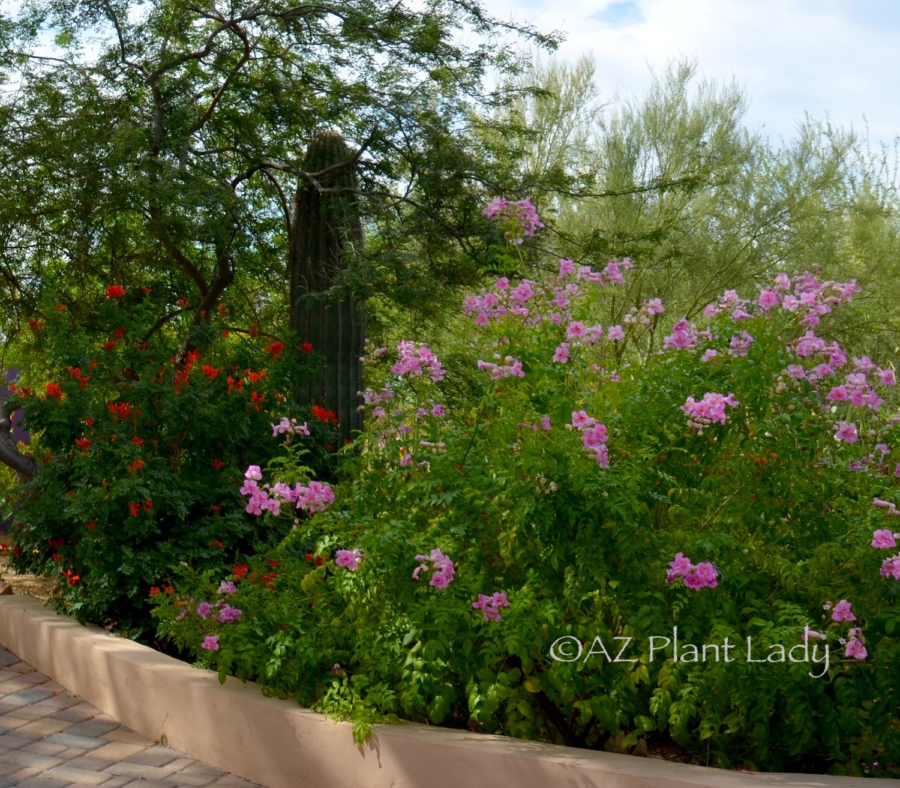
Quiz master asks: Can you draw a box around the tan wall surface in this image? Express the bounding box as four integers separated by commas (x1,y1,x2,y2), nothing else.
0,595,891,788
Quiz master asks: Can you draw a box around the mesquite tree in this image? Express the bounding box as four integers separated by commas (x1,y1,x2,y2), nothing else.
290,131,365,443
0,0,556,480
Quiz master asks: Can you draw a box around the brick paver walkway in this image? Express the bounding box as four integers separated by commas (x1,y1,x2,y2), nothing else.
0,646,267,787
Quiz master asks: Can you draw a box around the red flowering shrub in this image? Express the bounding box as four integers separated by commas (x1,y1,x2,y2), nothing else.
7,289,336,630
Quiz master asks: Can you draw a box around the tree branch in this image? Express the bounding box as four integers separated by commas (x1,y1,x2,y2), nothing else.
147,203,210,295
185,22,252,136
0,400,37,481
232,126,379,192
100,0,148,77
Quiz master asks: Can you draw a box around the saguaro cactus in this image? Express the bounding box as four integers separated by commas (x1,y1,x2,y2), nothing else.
289,131,365,444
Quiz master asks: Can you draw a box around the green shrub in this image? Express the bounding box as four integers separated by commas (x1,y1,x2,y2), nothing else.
156,212,900,775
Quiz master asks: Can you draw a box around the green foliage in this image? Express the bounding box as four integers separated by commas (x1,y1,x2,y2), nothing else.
156,222,900,775
0,0,557,355
482,56,900,361
8,287,337,633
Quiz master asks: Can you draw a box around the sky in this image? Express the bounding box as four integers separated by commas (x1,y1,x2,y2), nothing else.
481,0,900,146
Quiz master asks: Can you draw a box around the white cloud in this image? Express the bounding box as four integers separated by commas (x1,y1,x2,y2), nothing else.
483,0,900,146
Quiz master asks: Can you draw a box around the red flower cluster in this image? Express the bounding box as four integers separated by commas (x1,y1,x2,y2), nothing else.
66,367,90,390
265,341,285,359
234,564,249,579
128,500,153,517
128,459,145,473
311,405,339,426
301,342,313,354
105,285,125,299
27,318,45,332
108,402,133,419
75,438,91,453
45,382,63,399
201,365,220,380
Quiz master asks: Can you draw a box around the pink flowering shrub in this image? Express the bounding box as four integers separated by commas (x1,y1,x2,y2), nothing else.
154,204,900,776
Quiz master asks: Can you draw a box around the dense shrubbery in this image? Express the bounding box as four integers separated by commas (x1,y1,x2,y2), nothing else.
153,208,900,776
7,287,338,633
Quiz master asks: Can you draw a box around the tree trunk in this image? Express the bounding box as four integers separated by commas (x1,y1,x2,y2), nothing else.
289,132,365,445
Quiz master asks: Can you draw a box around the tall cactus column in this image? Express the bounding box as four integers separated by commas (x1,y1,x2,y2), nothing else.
289,131,365,444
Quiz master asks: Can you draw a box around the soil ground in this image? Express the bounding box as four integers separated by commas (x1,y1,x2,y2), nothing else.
0,549,56,602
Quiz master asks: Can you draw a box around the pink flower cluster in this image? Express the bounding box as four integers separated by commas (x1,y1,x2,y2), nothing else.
801,626,827,642
518,416,552,431
681,392,739,432
565,321,604,345
559,257,633,286
336,548,364,570
483,197,544,244
645,298,664,316
218,604,242,623
703,288,752,321
824,606,867,659
834,422,858,443
357,385,394,413
392,341,445,382
477,356,525,379
463,256,630,328
463,278,535,324
662,319,714,351
195,599,242,623
623,300,664,329
570,410,609,468
830,599,856,622
728,331,754,358
240,466,334,516
412,548,455,588
665,553,719,590
705,271,859,327
271,417,310,438
845,630,867,660
880,556,900,580
873,498,900,516
472,592,510,622
296,481,335,513
872,529,898,549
